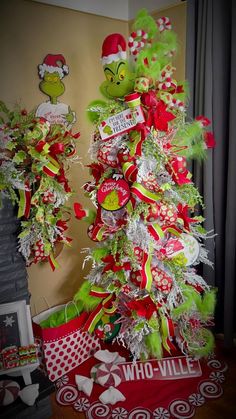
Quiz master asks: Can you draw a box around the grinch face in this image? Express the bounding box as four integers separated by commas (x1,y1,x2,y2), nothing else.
39,71,65,102
100,60,135,99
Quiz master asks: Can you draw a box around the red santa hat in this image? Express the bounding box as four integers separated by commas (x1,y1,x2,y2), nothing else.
101,33,127,66
38,54,69,79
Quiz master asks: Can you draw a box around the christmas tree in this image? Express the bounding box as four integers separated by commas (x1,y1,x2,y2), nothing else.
74,10,216,361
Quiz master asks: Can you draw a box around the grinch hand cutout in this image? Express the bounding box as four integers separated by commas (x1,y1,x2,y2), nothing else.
36,54,76,129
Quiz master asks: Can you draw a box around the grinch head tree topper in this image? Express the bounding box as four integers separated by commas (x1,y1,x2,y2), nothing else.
100,33,135,99
36,53,76,128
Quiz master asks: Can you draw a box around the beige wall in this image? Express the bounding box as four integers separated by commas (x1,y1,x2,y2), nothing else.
0,0,186,315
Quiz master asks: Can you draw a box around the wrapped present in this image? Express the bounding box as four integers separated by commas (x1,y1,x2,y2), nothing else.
4,358,20,369
2,346,18,358
18,344,37,356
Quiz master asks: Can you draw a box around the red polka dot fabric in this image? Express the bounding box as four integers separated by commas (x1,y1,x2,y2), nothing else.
33,312,101,382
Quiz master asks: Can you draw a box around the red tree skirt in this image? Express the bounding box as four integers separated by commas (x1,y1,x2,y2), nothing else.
55,348,227,418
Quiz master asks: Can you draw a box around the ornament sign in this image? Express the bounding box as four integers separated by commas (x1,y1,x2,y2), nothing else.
97,178,130,211
166,233,200,266
119,356,202,382
99,106,145,141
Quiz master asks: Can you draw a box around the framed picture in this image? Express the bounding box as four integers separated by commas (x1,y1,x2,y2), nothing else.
0,300,34,351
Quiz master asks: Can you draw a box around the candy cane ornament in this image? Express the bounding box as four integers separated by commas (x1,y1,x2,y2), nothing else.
157,17,172,32
128,30,150,58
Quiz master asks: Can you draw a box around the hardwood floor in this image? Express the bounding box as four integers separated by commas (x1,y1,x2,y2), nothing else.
50,343,236,418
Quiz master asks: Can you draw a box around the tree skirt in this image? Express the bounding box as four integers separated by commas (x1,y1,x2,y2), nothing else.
55,346,227,418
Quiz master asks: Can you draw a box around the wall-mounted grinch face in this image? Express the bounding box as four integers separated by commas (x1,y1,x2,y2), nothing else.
39,71,65,103
100,60,135,99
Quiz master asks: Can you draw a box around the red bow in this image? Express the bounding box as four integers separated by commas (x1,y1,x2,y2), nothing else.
142,92,175,131
56,168,71,192
87,162,105,184
127,296,157,320
177,204,198,231
102,254,131,273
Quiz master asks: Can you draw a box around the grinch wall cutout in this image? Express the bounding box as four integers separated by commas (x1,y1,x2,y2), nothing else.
36,54,76,129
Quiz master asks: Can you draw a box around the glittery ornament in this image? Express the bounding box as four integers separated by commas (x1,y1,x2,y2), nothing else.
151,266,173,294
158,201,178,224
97,143,118,167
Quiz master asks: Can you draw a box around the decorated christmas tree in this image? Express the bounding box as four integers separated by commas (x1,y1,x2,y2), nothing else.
0,53,79,270
74,10,216,361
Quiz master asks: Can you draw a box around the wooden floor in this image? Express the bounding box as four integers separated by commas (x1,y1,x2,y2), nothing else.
50,343,236,418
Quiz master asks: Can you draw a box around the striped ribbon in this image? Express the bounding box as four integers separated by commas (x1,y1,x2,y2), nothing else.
43,155,60,177
131,183,160,204
140,251,153,291
147,223,164,242
162,224,182,236
17,182,31,218
83,293,116,333
88,224,108,242
48,252,60,271
160,315,176,354
122,161,138,183
89,289,111,298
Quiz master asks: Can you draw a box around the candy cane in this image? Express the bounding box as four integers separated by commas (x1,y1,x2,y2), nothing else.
157,17,172,32
128,30,150,58
170,98,185,112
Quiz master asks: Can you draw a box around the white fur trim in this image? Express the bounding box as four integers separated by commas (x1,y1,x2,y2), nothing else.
62,64,69,74
38,63,67,79
101,51,126,66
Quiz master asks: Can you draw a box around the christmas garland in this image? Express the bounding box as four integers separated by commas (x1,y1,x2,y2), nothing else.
0,101,80,270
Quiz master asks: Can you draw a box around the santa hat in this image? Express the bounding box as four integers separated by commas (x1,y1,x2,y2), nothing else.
101,33,127,66
38,54,69,79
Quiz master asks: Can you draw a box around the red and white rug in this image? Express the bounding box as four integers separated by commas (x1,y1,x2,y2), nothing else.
55,346,227,418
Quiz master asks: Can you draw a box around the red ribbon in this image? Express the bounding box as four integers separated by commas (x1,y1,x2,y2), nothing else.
127,296,157,320
141,92,175,132
102,254,131,273
56,168,71,192
177,204,198,231
49,143,65,155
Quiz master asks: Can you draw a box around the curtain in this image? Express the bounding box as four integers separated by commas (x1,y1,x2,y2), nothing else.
186,0,236,346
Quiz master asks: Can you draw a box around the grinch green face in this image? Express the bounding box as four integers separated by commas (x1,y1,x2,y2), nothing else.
100,61,135,99
39,71,65,103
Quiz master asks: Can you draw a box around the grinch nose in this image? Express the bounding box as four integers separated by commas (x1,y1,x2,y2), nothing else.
116,81,120,85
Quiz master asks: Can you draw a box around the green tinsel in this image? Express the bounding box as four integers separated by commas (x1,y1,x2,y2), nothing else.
132,9,158,40
92,247,110,262
196,288,217,319
186,328,215,357
74,280,103,310
145,331,163,359
173,120,207,160
135,46,161,79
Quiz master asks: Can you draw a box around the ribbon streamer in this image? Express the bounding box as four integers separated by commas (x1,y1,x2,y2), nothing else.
83,293,116,333
131,182,160,204
18,182,31,218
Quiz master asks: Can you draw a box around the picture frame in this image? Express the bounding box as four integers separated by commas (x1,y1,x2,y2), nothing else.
0,300,38,384
0,300,34,351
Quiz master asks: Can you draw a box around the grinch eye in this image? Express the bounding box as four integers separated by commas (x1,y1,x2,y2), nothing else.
105,73,114,83
118,69,126,81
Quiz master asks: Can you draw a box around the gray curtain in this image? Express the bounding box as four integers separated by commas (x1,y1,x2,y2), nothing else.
186,0,236,347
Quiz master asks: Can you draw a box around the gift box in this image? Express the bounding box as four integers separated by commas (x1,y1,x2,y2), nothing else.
32,305,101,382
